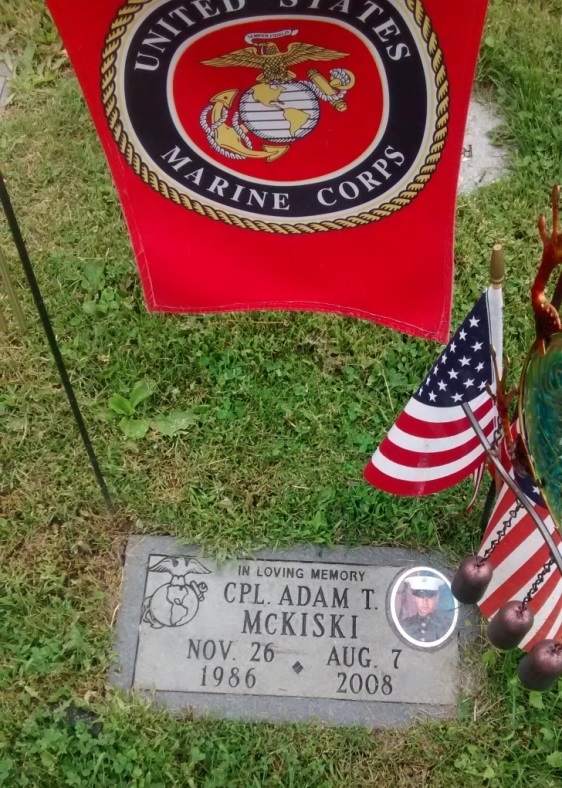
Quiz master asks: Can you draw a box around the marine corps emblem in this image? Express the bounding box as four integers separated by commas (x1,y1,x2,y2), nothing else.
142,557,211,629
200,29,356,162
102,0,449,232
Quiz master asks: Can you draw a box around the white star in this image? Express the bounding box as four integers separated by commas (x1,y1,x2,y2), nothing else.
450,342,457,353
459,329,467,341
469,317,480,328
441,353,447,365
452,393,463,403
429,391,437,402
463,378,474,388
459,356,470,367
438,380,447,391
475,362,484,372
479,381,487,390
448,369,458,379
533,486,540,495
472,341,483,352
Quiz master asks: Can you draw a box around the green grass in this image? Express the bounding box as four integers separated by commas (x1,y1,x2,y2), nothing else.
2,0,562,784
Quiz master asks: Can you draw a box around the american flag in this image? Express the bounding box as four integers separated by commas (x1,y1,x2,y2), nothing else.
364,287,503,496
478,465,562,651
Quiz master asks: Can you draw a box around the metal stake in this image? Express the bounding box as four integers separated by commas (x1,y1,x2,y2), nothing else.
0,170,115,513
479,478,501,538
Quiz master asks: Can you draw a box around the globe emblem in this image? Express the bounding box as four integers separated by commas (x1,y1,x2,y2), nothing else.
239,81,320,144
143,580,209,628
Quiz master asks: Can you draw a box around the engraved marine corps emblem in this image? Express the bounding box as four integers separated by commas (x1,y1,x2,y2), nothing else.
142,557,211,629
103,0,449,232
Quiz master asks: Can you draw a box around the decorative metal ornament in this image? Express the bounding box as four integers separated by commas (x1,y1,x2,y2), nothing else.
519,333,562,528
487,601,534,651
451,556,493,605
516,185,562,530
518,640,562,691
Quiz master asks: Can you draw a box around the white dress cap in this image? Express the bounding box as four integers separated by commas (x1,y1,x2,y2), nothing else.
405,575,445,592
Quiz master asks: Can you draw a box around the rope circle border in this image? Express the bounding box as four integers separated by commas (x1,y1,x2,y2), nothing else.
101,0,449,235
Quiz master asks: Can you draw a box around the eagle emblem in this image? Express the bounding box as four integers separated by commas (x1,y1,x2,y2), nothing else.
200,29,356,162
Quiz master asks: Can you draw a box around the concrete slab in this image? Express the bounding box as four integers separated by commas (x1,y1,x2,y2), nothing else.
110,538,475,728
458,99,509,194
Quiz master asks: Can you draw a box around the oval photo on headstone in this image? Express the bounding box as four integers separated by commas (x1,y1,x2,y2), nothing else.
389,567,459,650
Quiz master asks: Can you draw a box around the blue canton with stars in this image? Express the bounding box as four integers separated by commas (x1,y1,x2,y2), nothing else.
514,470,546,509
414,293,493,407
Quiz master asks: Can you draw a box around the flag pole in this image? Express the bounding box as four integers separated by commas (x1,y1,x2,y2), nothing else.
489,242,505,370
0,171,115,514
490,242,505,470
477,245,505,532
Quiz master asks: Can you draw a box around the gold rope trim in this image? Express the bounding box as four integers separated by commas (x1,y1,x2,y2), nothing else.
101,0,450,234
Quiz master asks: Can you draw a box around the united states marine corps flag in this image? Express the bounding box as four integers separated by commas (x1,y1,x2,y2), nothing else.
46,0,488,340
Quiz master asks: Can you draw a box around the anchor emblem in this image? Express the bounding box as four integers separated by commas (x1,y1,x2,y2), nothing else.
202,90,289,161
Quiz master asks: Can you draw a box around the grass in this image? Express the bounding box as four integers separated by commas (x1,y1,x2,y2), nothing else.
1,0,562,784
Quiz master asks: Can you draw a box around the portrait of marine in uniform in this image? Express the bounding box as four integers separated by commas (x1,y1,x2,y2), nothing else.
390,568,458,648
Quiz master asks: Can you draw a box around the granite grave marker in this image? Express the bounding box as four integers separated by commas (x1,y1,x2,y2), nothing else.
111,538,471,727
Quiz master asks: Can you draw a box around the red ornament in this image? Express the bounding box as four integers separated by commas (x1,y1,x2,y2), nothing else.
487,601,534,650
518,640,562,691
451,556,493,604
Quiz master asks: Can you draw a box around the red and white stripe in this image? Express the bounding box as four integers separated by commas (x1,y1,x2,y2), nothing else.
364,394,497,495
364,286,503,497
478,481,562,651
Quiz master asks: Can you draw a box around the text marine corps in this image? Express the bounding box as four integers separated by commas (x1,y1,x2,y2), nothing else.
161,143,406,211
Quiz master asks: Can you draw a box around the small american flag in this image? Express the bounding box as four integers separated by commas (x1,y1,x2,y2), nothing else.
364,287,503,496
478,466,562,651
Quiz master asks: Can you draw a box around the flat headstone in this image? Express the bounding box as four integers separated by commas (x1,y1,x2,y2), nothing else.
111,537,472,727
458,99,509,194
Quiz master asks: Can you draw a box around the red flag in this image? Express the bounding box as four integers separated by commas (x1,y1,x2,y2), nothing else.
364,286,503,495
478,468,562,652
46,0,488,341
